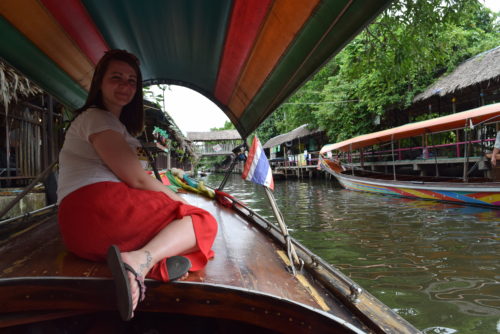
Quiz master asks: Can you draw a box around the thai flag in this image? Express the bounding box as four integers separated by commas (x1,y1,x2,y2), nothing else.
242,136,274,190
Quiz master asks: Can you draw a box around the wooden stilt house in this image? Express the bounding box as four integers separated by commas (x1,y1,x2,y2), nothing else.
263,124,326,178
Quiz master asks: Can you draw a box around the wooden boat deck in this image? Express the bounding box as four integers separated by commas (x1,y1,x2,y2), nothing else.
0,192,378,333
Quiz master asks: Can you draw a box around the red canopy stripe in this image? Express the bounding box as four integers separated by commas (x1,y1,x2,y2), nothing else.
228,0,320,117
41,0,109,65
214,0,272,106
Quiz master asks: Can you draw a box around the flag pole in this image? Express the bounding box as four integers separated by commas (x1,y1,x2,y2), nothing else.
241,135,301,274
263,186,302,275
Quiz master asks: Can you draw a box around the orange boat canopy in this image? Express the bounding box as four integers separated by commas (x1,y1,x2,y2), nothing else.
320,103,500,154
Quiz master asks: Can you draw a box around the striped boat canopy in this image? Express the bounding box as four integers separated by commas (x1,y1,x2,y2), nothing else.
0,0,390,138
320,102,500,154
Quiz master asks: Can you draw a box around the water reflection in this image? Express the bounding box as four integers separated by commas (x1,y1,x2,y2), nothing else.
204,174,500,333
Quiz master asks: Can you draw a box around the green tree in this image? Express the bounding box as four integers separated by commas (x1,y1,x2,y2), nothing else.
210,120,235,131
255,108,285,144
257,0,499,143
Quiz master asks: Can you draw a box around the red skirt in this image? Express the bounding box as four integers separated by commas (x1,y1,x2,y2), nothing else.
58,182,217,282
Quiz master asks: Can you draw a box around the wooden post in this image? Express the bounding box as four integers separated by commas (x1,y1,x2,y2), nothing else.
430,132,439,177
41,96,48,170
4,104,11,186
463,120,470,182
350,143,354,176
283,144,290,180
360,147,364,168
423,134,428,159
48,95,54,164
297,137,302,179
391,135,396,181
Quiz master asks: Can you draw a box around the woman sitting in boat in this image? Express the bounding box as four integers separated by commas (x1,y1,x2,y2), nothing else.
56,49,218,321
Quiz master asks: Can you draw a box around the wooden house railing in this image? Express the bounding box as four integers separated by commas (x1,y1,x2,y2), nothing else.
192,142,240,156
1,101,61,187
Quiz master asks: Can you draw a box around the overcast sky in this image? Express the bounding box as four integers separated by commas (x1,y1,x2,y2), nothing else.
150,85,228,135
483,0,500,12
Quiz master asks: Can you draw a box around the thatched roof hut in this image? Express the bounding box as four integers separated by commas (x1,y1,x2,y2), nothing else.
414,46,500,102
0,59,42,112
186,130,241,142
263,124,322,149
399,46,500,125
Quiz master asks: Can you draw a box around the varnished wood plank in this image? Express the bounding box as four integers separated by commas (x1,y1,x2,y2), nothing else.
0,310,90,328
184,193,331,308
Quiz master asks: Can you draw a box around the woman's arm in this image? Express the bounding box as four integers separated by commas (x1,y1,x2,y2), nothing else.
90,129,188,203
492,147,499,167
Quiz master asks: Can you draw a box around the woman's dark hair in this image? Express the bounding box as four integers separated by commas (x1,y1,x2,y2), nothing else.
75,49,144,136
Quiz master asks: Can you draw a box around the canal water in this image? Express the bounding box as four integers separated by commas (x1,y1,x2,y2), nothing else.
203,173,499,334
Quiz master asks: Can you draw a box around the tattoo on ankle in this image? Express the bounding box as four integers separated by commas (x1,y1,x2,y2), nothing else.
139,250,152,274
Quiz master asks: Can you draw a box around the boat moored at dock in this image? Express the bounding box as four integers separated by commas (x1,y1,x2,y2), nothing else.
320,103,500,208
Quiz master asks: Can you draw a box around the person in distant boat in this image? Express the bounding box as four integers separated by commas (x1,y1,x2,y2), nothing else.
56,49,218,321
491,131,500,166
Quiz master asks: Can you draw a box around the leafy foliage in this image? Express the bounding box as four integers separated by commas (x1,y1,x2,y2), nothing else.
210,120,235,131
256,0,499,143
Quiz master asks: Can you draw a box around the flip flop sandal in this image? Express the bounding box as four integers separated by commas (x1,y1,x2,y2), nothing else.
124,262,146,302
107,245,146,321
165,256,192,281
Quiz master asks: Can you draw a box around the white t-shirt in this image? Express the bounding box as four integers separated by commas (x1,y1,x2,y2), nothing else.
57,108,142,204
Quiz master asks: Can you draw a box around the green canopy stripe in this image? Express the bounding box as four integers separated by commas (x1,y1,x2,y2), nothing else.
0,17,87,109
82,0,232,93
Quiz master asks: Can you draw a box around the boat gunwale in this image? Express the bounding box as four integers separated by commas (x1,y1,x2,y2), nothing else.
335,170,500,192
225,193,419,334
320,160,500,209
0,275,366,334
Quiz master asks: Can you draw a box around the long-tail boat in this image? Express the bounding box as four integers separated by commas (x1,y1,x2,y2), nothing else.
319,103,500,208
0,1,420,333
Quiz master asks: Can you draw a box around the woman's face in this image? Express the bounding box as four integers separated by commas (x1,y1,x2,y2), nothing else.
100,60,137,113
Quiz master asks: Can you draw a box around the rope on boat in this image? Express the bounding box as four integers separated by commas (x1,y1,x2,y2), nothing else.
213,189,235,208
263,186,303,275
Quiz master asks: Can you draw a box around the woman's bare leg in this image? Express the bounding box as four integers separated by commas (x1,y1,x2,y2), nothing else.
120,216,198,312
